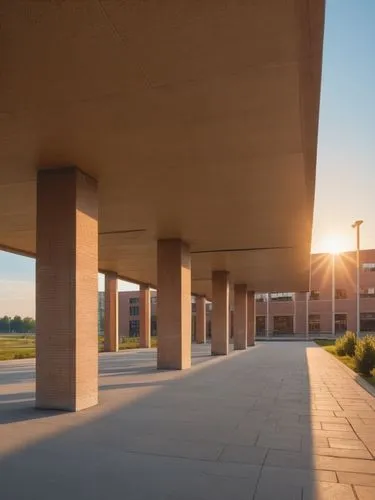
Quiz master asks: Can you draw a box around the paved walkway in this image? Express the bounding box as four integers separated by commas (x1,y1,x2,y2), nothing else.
1,343,375,499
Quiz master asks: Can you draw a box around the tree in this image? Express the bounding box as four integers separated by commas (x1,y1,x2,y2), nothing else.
10,315,24,333
0,316,11,333
22,317,36,333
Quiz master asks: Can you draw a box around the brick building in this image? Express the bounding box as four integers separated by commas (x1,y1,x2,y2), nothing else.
256,249,375,335
99,250,375,338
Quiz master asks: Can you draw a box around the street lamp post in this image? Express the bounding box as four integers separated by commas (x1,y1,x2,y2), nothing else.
306,252,312,339
352,220,363,337
332,252,335,336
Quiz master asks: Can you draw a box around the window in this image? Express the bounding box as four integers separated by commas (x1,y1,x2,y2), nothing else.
270,293,293,302
256,294,266,302
273,315,294,333
335,314,347,333
362,263,375,272
310,290,320,300
151,296,157,305
129,305,139,316
308,314,320,332
129,319,139,337
256,316,266,335
360,287,375,298
151,316,157,336
360,312,375,332
129,297,139,304
191,303,196,313
335,289,347,300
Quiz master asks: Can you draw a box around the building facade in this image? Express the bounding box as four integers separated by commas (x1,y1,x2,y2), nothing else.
256,250,375,335
99,250,375,338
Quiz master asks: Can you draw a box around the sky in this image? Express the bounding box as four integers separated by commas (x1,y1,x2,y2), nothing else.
0,0,374,317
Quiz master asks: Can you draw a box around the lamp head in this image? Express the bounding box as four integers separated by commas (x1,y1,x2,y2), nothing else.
352,220,363,228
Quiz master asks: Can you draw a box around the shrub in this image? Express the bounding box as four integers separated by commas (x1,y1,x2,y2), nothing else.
335,331,357,357
355,336,375,376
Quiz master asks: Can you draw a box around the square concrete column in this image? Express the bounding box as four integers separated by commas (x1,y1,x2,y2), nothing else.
104,272,118,352
36,167,98,411
234,284,248,350
211,271,230,355
195,296,206,344
247,291,255,346
139,284,151,348
157,239,191,369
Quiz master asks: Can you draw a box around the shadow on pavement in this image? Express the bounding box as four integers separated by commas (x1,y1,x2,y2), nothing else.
0,343,323,499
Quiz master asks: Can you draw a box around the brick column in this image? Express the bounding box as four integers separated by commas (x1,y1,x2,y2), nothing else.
234,284,247,350
139,284,151,348
104,272,118,352
195,296,206,344
211,271,229,355
247,291,255,346
36,167,98,411
157,239,191,369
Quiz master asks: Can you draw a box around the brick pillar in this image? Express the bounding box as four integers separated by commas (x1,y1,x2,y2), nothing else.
234,284,247,350
195,296,206,344
36,167,98,411
247,291,255,346
104,272,118,352
139,284,151,348
211,271,229,355
157,239,191,369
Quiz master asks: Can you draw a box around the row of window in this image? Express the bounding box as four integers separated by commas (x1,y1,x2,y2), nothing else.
311,288,375,300
256,312,375,333
256,293,294,302
256,289,375,302
363,263,375,272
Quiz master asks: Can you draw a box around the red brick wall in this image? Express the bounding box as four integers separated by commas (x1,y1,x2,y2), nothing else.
255,250,375,334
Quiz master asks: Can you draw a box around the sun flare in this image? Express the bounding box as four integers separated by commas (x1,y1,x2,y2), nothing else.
320,234,346,255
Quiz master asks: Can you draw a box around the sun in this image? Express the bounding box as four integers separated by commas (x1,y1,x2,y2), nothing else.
320,234,346,255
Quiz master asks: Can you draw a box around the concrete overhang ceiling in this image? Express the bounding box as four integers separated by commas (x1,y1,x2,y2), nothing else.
0,0,325,296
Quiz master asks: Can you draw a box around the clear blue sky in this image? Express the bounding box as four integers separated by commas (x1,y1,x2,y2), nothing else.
0,0,374,317
312,0,375,253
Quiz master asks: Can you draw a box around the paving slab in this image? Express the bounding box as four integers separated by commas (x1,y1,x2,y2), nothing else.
354,485,375,499
1,342,375,499
303,482,356,500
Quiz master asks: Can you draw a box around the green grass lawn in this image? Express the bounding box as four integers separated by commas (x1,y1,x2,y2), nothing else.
314,339,375,387
0,335,36,361
0,334,157,361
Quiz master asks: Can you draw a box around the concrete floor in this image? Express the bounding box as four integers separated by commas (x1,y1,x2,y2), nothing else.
1,343,375,499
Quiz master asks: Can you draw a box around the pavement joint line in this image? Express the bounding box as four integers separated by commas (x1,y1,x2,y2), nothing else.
251,448,270,500
352,483,360,500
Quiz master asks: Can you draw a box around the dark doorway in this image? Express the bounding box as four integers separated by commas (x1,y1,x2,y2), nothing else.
256,316,266,336
335,313,347,333
360,312,375,332
273,315,294,334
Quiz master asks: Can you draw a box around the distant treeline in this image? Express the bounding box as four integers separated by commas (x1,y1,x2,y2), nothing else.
0,316,35,333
